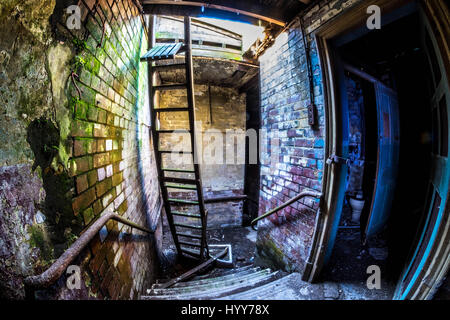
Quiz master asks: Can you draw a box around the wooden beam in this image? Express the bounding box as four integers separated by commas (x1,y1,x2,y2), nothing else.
141,0,286,26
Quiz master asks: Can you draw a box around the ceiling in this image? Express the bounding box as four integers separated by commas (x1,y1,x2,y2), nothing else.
139,0,312,27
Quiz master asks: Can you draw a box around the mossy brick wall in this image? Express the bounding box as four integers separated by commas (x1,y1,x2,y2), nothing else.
255,0,364,273
158,85,246,229
64,0,161,299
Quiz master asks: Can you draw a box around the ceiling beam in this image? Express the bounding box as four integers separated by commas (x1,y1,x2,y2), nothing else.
140,1,287,26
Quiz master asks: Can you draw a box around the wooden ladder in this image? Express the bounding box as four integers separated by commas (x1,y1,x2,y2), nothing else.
142,17,209,261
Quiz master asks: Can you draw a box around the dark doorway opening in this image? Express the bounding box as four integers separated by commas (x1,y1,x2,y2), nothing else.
320,10,434,289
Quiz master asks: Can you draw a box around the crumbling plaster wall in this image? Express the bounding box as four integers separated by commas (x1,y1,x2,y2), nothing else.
0,0,161,300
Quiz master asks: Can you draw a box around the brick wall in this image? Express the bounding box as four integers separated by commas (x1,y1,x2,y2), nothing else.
64,0,160,299
255,0,364,273
158,85,246,229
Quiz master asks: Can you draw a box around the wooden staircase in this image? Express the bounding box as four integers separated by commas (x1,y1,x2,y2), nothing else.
141,17,209,261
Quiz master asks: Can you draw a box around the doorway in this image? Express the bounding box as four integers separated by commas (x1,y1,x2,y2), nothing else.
305,0,450,299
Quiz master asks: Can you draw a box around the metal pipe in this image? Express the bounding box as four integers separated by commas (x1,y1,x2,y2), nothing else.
24,211,154,288
251,191,322,229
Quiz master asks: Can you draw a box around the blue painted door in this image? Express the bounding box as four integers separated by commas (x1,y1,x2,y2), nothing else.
365,83,400,238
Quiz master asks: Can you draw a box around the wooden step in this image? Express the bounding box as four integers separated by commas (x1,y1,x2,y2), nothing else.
163,177,197,185
174,223,202,230
158,150,192,154
165,183,197,190
176,232,202,240
162,168,195,173
154,84,187,91
172,211,202,218
169,199,199,205
153,63,186,72
156,129,191,134
155,107,189,112
181,248,201,258
179,241,202,248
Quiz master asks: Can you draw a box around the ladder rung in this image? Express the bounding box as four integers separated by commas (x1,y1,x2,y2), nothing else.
163,177,197,185
179,241,202,248
176,232,202,240
156,129,190,134
172,211,202,218
181,248,201,258
174,223,202,230
154,84,187,91
162,168,195,173
158,150,192,154
165,183,197,190
155,107,189,112
169,199,199,205
153,63,186,72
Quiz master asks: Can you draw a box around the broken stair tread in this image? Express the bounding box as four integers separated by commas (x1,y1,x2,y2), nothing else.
149,269,273,295
155,266,262,289
190,265,255,281
219,272,303,300
143,271,280,300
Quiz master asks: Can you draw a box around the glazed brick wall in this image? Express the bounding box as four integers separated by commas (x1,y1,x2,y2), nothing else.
66,0,161,299
255,0,364,273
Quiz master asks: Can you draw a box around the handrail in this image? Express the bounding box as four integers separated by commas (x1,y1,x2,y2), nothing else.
24,211,155,288
251,191,322,230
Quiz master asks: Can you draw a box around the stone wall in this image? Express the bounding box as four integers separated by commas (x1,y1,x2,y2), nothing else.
0,0,162,299
158,85,246,229
255,0,364,273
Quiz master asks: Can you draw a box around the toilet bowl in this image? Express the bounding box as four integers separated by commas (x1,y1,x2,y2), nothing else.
349,197,365,223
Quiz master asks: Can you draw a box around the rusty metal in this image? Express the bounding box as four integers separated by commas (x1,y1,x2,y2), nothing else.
24,211,155,288
251,191,322,230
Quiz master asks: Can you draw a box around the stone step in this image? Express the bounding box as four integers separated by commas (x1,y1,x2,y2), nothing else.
149,269,273,295
142,270,280,300
219,272,304,300
152,266,261,289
